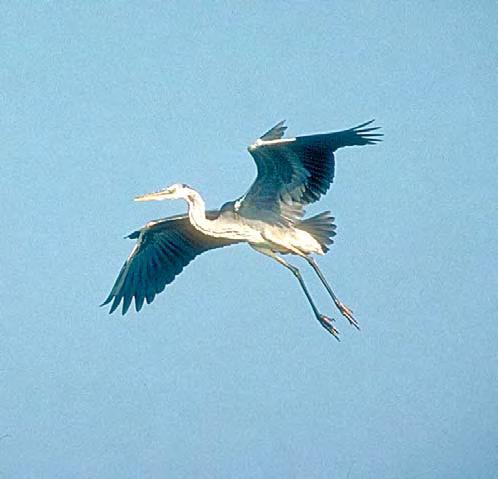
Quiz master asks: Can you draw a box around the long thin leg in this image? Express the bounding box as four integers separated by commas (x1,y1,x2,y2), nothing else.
252,246,340,340
304,256,360,330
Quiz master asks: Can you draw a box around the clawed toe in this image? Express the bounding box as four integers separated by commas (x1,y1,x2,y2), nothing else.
318,314,341,341
336,301,360,330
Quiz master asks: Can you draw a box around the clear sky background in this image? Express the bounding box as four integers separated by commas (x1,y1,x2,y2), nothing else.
1,2,497,478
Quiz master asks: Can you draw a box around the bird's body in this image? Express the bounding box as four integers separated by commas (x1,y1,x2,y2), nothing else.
186,189,325,254
103,120,382,339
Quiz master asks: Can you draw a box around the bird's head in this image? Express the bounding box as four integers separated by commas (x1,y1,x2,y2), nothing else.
134,183,194,202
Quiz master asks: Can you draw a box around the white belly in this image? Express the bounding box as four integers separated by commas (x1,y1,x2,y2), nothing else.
193,215,323,255
259,224,324,255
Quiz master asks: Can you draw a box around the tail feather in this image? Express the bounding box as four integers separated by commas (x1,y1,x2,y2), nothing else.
299,211,336,253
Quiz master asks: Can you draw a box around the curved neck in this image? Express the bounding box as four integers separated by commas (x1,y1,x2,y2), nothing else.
184,188,255,242
185,189,215,236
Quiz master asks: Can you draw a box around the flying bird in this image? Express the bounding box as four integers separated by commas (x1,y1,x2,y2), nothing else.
102,120,382,339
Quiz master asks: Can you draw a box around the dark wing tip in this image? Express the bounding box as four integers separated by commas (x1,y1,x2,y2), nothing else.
109,296,121,314
259,120,287,141
101,294,145,315
100,295,113,307
122,295,133,315
125,230,140,239
100,291,125,314
352,119,383,145
353,119,375,129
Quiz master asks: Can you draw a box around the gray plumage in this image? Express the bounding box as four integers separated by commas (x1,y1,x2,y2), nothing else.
102,212,239,314
102,120,382,339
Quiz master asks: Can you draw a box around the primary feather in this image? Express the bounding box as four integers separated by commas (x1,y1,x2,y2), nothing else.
102,119,382,322
239,120,382,224
101,212,239,314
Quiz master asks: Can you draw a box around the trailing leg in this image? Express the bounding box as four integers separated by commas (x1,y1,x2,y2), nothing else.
252,246,340,340
304,256,360,330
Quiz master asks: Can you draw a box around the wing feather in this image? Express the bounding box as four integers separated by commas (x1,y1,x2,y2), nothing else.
239,120,382,223
102,212,239,314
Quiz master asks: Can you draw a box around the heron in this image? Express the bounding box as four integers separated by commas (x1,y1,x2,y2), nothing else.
102,120,382,339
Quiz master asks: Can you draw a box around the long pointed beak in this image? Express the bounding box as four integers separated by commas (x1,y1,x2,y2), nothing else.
134,190,170,202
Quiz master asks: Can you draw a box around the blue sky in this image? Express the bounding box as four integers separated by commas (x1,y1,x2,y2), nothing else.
1,2,497,478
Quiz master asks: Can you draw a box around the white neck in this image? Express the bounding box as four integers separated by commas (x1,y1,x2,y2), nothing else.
184,189,217,236
184,187,255,242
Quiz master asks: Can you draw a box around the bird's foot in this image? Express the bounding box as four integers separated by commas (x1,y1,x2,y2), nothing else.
335,301,360,330
318,314,340,341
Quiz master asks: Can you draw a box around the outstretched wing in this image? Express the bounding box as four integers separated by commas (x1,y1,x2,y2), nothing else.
101,212,238,315
238,120,382,224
